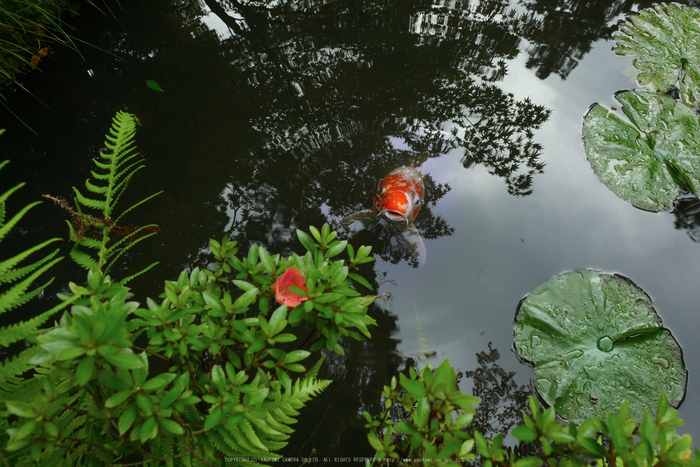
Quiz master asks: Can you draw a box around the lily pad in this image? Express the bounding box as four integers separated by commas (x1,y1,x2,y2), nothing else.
583,90,700,211
514,270,687,424
614,4,700,106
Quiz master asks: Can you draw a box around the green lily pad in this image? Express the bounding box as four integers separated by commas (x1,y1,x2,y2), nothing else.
583,90,700,211
514,270,687,424
614,4,700,106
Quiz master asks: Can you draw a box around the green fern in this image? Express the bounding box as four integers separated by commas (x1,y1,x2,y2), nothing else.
66,110,161,276
205,359,331,465
0,160,73,395
0,156,76,463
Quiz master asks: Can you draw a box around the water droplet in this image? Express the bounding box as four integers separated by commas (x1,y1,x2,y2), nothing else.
597,336,614,352
652,356,669,368
537,378,551,392
530,335,541,347
589,391,599,404
562,305,573,315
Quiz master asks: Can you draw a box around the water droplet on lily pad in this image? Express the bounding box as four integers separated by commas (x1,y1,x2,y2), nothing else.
597,336,614,352
514,270,687,424
615,4,700,106
583,90,700,212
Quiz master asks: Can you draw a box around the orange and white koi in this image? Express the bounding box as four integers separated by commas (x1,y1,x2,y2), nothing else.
342,166,427,265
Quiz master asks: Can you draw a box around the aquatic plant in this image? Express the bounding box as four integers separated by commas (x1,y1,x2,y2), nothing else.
614,3,700,107
582,4,700,212
513,270,686,425
583,90,700,211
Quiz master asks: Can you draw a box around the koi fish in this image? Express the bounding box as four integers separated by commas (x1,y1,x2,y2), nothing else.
341,166,427,265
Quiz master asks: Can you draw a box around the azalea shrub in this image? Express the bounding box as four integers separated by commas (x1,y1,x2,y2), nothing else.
365,362,699,467
3,224,378,464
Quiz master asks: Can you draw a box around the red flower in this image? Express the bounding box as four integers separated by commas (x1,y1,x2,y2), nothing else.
274,267,308,308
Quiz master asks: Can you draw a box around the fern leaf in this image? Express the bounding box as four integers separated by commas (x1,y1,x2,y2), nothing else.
84,177,108,195
120,261,159,285
239,418,270,452
74,236,104,251
0,292,73,347
112,191,163,228
0,346,42,394
0,241,60,284
0,256,62,314
72,186,107,212
208,426,239,456
104,229,160,272
2,277,52,310
0,180,24,207
69,246,100,271
264,412,294,434
0,200,40,244
306,356,325,380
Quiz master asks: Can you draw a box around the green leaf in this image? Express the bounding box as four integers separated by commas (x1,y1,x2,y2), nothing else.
412,397,430,428
297,229,316,253
146,80,164,92
368,432,383,451
104,351,147,370
160,418,184,435
614,4,700,106
76,355,95,385
283,350,310,364
511,425,538,442
395,421,418,435
401,379,428,398
514,270,687,424
514,458,544,467
579,436,608,458
583,91,700,211
106,390,133,408
119,404,137,435
205,406,222,430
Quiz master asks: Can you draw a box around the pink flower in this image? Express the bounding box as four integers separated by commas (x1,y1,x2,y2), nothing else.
274,267,308,308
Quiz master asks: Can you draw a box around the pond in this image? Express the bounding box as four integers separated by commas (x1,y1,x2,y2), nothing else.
2,0,700,460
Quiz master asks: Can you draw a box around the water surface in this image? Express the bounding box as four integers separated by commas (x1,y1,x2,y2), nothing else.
2,0,700,459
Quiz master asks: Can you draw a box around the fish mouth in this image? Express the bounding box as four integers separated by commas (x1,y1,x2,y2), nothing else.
382,210,408,222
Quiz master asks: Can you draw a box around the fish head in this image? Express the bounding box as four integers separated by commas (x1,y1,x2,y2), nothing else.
374,166,424,224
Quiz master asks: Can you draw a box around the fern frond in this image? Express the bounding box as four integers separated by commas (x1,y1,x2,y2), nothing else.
104,227,160,272
69,246,100,271
0,256,62,315
84,177,109,195
0,346,42,394
72,186,107,212
60,111,160,276
0,292,74,347
208,426,240,456
2,276,52,310
112,191,163,228
0,241,60,284
120,261,159,285
0,180,24,207
98,110,140,219
0,199,39,243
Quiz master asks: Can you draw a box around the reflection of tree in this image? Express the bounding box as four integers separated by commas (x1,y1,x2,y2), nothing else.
283,300,404,461
462,342,532,441
517,0,694,80
672,196,700,243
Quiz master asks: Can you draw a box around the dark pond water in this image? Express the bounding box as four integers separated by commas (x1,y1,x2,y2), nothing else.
3,0,700,460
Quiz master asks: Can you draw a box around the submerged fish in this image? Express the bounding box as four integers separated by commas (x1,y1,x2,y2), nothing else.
341,166,427,265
